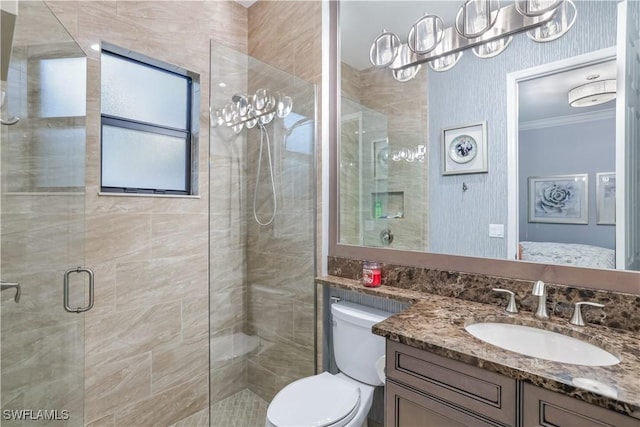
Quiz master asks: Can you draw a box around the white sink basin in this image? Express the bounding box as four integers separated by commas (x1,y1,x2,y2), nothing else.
465,322,620,366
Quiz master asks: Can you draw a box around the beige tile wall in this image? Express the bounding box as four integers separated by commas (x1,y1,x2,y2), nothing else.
339,61,429,251
208,43,252,415
245,0,322,402
42,1,248,425
1,3,88,426
4,1,323,424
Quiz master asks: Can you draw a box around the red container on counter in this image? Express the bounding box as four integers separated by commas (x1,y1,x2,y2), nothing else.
362,262,382,287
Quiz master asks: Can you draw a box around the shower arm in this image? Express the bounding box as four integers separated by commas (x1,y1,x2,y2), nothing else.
0,281,21,303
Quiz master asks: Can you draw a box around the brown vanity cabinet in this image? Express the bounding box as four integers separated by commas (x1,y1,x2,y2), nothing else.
522,383,639,427
385,341,640,427
385,341,517,427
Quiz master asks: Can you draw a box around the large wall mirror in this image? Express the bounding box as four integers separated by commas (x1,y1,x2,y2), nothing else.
328,0,640,293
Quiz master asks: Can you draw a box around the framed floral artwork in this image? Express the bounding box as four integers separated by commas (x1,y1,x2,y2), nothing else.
441,122,488,175
596,172,616,225
528,174,588,224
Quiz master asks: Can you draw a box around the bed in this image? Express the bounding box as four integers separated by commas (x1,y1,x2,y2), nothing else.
518,241,616,269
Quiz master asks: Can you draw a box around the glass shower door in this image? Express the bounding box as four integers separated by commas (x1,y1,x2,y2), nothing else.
1,1,87,425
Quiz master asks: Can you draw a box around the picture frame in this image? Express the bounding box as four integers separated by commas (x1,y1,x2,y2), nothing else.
372,138,389,180
441,121,488,175
596,172,616,225
528,174,588,224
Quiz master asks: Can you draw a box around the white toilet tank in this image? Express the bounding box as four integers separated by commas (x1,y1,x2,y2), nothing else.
331,301,393,386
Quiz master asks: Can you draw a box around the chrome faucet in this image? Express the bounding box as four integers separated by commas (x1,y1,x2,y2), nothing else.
532,280,549,320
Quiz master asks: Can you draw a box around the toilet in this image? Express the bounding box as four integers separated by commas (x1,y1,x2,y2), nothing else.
266,301,392,427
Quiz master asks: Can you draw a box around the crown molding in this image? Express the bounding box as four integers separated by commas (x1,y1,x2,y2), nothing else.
519,108,615,131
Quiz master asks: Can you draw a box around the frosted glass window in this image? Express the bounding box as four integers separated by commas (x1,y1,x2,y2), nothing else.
40,57,87,118
100,47,195,195
35,128,85,188
101,52,189,129
101,124,187,192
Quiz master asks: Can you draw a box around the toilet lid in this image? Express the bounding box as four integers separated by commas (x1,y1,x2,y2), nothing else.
267,372,360,427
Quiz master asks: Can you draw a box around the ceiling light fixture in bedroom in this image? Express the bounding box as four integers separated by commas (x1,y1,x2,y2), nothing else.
568,79,617,107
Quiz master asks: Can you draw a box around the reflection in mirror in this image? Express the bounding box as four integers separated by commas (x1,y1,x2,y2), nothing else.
337,0,640,273
513,52,618,270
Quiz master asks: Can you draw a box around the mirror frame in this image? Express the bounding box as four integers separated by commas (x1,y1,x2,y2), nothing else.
327,0,640,294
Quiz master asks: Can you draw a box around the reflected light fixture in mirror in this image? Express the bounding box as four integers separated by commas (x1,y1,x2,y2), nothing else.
369,0,576,80
472,35,513,58
455,0,500,39
527,0,577,42
515,0,565,16
568,79,617,107
392,44,422,82
369,30,400,67
429,51,463,72
408,14,445,54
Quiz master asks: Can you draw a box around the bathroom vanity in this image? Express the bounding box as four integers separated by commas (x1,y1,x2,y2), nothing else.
316,276,640,427
385,341,637,426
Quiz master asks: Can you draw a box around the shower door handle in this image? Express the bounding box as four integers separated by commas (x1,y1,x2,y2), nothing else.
63,267,94,313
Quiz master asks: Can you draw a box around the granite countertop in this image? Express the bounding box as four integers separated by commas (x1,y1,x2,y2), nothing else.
317,275,640,419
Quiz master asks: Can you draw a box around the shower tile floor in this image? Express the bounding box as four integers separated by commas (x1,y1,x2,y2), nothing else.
210,388,268,427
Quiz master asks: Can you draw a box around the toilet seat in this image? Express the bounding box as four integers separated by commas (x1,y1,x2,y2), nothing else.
266,372,361,427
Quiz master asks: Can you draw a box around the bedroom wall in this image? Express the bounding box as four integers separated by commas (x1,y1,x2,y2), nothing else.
518,117,616,249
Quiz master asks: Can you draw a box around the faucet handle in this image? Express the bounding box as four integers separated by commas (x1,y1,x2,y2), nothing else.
570,301,605,326
492,288,518,313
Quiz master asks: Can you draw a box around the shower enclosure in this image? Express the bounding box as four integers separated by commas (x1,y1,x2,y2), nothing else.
1,1,87,426
209,44,317,425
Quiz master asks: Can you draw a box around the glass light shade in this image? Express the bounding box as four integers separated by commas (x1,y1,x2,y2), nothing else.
222,102,236,123
428,51,463,72
391,44,421,82
369,30,401,67
455,0,500,39
252,88,271,112
210,108,224,128
527,0,576,42
234,95,249,117
515,0,564,17
232,118,244,134
392,65,422,82
277,95,293,118
568,80,617,107
407,14,444,54
260,112,275,124
472,35,513,58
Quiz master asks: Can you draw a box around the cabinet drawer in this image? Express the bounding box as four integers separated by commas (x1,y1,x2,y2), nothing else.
522,383,640,427
386,341,516,426
386,379,503,427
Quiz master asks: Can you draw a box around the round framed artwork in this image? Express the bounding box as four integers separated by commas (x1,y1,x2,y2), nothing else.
441,122,488,175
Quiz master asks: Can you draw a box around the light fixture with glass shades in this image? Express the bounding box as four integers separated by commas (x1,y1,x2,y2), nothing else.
568,79,617,108
210,89,293,133
369,0,578,81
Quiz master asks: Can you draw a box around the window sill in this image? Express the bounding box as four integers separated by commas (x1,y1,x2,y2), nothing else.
98,192,200,199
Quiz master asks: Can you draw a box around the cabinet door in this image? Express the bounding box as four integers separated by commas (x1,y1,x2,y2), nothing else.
386,341,517,425
522,383,640,427
386,380,504,427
